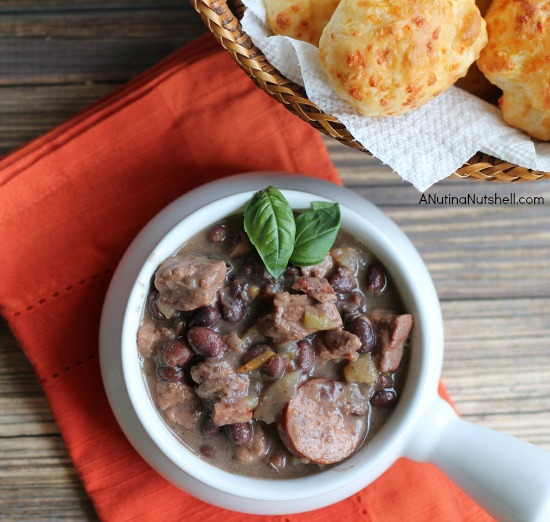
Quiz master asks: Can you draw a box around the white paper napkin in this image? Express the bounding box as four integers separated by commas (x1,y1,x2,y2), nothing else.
242,0,550,191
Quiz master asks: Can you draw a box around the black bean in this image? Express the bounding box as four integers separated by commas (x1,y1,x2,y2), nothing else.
295,340,315,373
226,422,253,446
230,276,248,301
201,417,221,438
342,308,362,327
163,339,193,368
224,260,234,274
242,343,271,364
208,224,227,242
157,366,184,382
220,296,245,323
269,451,288,473
348,315,377,354
189,306,220,328
199,444,216,458
349,291,364,307
147,290,166,320
172,318,187,338
328,268,357,294
187,327,225,358
285,265,301,278
370,390,397,407
242,257,264,278
367,263,387,294
375,373,393,390
262,354,285,380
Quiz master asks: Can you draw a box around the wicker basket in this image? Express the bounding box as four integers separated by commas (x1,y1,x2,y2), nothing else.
191,0,549,183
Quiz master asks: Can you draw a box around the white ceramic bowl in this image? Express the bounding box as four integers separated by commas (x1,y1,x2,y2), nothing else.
100,174,550,521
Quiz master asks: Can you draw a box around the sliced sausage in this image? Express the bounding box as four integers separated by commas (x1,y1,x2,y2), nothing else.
277,378,368,465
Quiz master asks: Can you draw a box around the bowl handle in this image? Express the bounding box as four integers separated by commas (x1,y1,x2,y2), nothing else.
404,395,550,522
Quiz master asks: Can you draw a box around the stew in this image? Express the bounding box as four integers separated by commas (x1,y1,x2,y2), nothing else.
137,210,412,478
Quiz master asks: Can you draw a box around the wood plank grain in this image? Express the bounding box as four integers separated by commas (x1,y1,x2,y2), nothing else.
0,325,59,437
367,186,550,300
389,204,550,300
0,5,202,39
0,84,119,155
0,437,97,520
0,37,191,86
441,299,550,450
0,320,98,519
0,1,183,11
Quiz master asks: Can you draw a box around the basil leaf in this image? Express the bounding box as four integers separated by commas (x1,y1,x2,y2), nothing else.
311,201,336,210
290,203,340,267
244,187,296,279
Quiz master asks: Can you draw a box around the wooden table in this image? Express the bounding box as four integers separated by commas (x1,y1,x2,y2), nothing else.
1,2,549,520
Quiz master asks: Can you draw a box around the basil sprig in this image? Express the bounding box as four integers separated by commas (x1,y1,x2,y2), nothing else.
243,187,341,278
244,186,296,279
290,202,340,267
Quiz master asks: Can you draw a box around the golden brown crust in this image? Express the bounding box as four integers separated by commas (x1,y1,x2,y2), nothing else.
477,0,550,140
318,0,488,117
265,0,341,46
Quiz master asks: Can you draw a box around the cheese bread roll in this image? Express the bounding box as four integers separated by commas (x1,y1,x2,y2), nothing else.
477,0,550,141
265,0,341,46
319,0,487,116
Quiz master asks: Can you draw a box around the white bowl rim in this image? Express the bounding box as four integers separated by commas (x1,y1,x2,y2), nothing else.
100,173,444,508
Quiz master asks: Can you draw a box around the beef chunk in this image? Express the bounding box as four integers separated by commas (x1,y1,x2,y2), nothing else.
369,309,413,372
156,382,200,430
154,254,226,312
190,359,249,402
137,321,175,358
292,276,337,302
300,254,334,278
211,398,252,426
315,329,362,362
257,292,342,343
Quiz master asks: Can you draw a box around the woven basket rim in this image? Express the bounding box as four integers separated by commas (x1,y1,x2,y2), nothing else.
192,0,550,183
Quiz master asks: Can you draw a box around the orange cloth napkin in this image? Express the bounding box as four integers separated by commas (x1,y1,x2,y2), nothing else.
0,35,493,522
